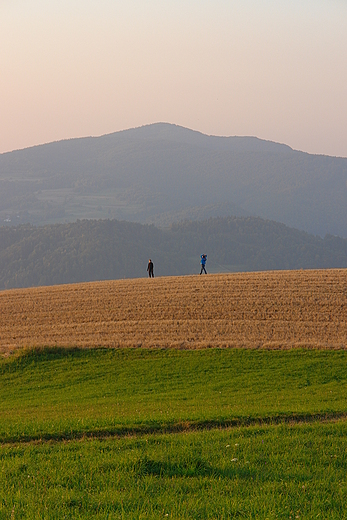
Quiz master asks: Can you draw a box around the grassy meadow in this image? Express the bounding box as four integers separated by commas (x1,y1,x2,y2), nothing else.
1,348,347,443
1,421,346,519
1,347,347,518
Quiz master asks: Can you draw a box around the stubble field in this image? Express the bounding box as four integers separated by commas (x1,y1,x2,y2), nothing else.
0,269,346,355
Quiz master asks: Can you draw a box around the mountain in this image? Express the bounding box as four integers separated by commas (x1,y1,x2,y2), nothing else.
0,123,346,237
0,216,346,290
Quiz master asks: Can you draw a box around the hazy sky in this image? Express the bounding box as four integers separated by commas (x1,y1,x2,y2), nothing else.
1,0,347,156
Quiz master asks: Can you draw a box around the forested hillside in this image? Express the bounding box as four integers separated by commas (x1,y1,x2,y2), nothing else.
1,216,346,289
1,123,346,237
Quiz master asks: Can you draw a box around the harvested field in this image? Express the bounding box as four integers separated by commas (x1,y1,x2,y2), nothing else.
0,269,346,355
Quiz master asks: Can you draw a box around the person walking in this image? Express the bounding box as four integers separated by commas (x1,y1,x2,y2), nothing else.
147,259,154,278
200,254,207,275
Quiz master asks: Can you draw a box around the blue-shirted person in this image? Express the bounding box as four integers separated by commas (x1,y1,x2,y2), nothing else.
200,254,207,275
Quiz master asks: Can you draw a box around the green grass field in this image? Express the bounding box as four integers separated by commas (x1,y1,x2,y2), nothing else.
1,348,347,518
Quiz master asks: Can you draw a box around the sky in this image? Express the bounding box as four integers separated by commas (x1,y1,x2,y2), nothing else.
1,0,347,157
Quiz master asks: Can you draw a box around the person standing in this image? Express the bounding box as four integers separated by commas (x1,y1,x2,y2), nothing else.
147,259,154,278
200,254,207,275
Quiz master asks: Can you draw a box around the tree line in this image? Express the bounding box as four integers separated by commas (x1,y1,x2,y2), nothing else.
0,216,346,290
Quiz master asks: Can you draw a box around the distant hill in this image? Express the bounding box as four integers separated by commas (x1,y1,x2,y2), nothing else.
0,216,346,290
0,123,346,237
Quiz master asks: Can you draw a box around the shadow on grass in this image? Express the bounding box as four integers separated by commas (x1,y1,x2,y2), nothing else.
0,346,92,373
128,456,255,480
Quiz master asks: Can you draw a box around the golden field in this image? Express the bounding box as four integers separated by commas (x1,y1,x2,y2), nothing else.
0,269,346,355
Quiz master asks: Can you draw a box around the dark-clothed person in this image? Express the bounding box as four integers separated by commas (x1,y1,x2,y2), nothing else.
147,259,154,278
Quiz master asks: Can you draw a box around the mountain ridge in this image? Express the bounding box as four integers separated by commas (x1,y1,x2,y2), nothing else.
0,122,294,156
0,123,346,237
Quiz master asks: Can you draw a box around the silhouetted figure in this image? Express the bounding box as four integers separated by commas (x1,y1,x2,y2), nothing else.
147,259,154,278
200,254,207,274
